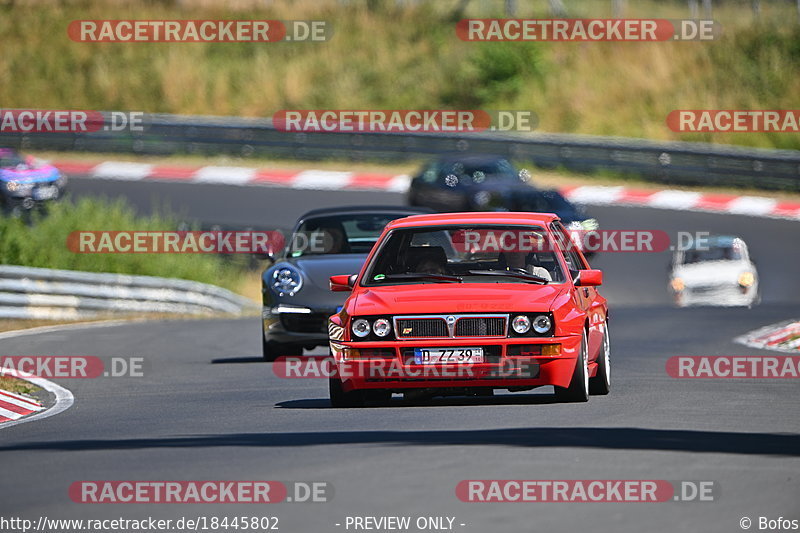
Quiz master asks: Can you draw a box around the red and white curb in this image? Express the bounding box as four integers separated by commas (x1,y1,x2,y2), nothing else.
735,320,800,354
0,366,75,430
53,160,800,221
0,388,44,422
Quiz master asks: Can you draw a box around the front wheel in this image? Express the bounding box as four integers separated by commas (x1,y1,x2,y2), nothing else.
589,323,611,395
262,338,302,362
555,330,589,403
329,376,365,408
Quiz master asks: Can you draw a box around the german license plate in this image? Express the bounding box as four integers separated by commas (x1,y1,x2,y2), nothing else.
33,186,58,200
414,347,484,364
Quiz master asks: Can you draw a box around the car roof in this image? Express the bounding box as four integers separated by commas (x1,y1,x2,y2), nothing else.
386,211,559,229
298,205,432,220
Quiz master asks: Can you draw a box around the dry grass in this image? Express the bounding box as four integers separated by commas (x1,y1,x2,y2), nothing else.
0,0,797,149
0,375,41,395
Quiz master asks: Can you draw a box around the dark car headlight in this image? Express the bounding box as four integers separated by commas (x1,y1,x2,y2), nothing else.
532,314,552,334
352,319,371,338
372,318,392,337
511,315,531,334
349,316,395,341
271,265,303,296
509,313,554,337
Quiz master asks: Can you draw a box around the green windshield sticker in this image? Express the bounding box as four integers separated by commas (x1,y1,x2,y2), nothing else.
374,274,386,281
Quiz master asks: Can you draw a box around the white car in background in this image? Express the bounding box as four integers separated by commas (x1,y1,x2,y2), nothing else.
669,235,759,308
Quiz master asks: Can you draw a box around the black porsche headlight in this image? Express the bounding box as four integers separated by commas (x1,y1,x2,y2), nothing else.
271,265,303,296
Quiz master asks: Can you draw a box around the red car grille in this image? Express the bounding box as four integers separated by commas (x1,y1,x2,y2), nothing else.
395,316,508,338
455,317,506,337
396,318,448,338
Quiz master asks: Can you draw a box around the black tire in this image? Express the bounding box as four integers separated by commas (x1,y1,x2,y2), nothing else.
555,330,589,403
262,339,302,362
364,390,392,406
589,323,611,395
329,376,365,408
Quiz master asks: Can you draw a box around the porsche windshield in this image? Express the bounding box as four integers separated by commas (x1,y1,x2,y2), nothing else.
363,225,566,285
288,213,402,257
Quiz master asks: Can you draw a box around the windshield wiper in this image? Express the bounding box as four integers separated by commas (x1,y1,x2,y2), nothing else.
467,269,548,284
380,273,463,283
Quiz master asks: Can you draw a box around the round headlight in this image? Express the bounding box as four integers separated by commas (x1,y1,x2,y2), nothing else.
352,319,371,338
512,315,531,334
670,277,685,292
271,265,303,296
532,314,552,334
373,318,391,337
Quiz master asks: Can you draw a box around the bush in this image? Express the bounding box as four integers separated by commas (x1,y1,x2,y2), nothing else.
0,197,247,291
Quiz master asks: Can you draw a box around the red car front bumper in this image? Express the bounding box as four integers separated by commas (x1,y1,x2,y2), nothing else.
330,335,583,392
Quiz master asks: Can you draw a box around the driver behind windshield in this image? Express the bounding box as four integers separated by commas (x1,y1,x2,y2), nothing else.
498,251,553,282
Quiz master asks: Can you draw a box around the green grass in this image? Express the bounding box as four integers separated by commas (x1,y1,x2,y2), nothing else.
0,197,249,292
1,0,798,150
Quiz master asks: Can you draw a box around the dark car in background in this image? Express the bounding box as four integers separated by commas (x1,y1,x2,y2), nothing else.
261,205,431,361
0,148,66,216
407,154,597,233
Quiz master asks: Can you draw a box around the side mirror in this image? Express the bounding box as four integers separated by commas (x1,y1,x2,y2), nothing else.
575,269,603,286
330,274,356,292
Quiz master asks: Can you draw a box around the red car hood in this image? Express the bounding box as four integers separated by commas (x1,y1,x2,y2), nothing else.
351,283,565,315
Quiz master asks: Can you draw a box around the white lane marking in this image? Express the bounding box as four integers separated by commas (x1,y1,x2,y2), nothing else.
292,170,353,190
0,405,24,420
92,162,153,180
193,166,257,185
726,196,778,216
0,394,43,410
563,186,625,205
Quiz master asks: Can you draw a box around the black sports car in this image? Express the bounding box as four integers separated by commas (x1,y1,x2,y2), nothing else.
407,154,596,231
260,205,431,361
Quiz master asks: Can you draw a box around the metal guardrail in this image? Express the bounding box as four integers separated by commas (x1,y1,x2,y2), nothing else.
0,265,258,320
1,111,798,191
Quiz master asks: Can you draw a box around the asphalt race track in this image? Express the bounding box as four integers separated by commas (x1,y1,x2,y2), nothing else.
1,176,798,533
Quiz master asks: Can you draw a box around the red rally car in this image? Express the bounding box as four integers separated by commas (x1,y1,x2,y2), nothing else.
327,212,610,407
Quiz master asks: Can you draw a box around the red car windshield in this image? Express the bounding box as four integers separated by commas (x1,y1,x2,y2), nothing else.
363,225,567,285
